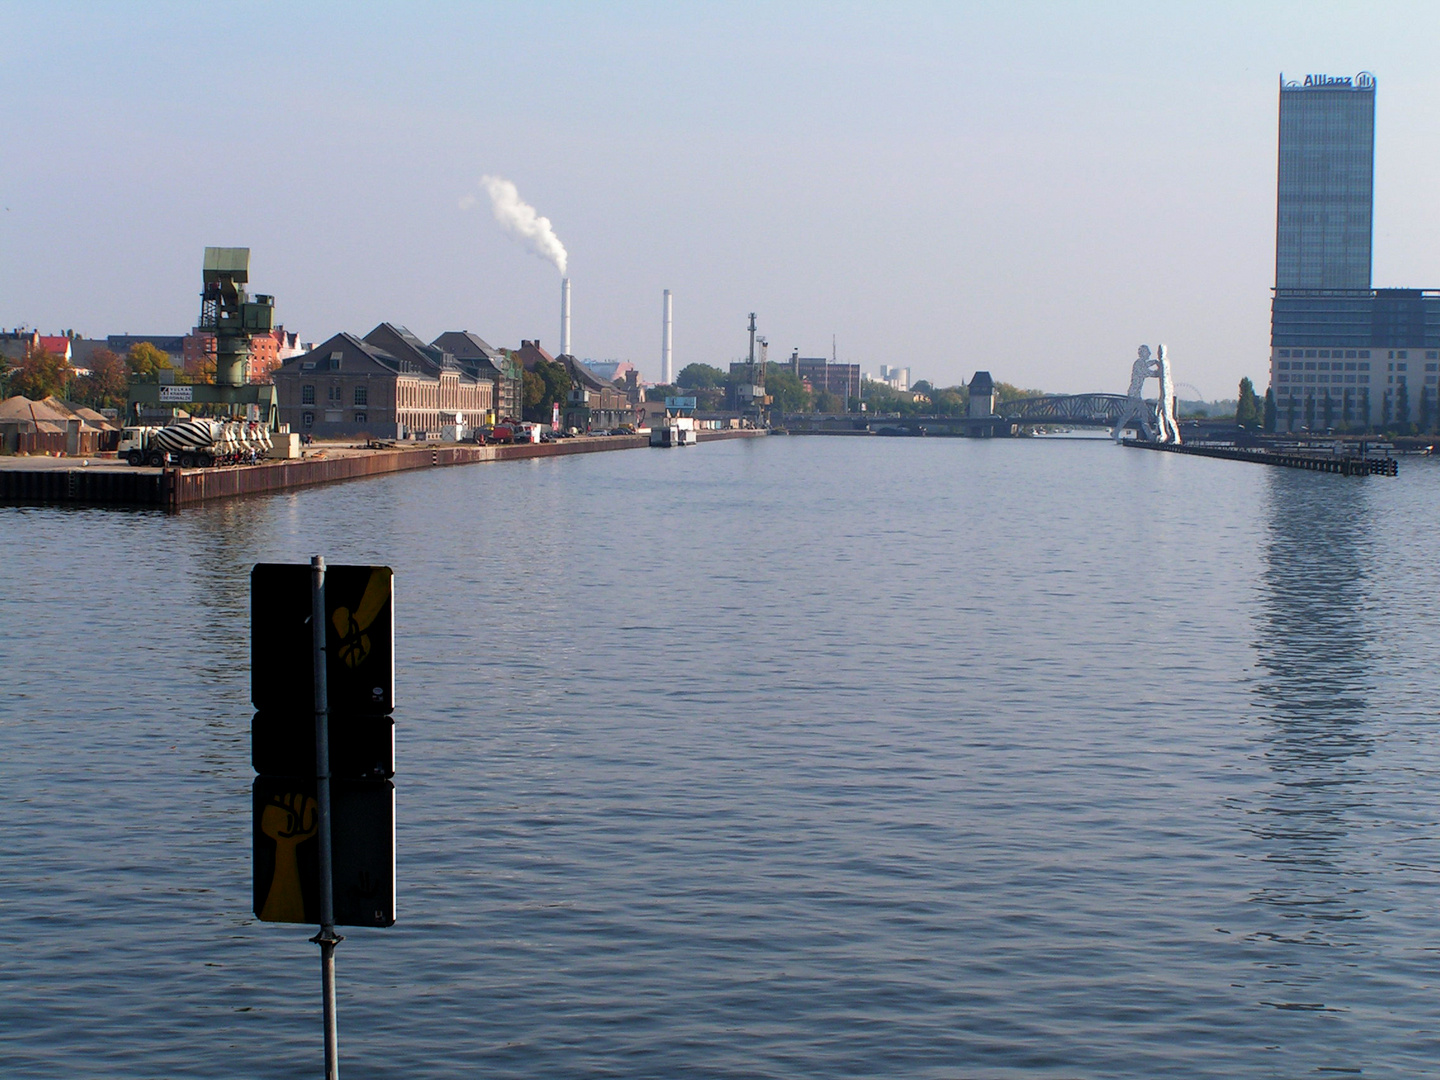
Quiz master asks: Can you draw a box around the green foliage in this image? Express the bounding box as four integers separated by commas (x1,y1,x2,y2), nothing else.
1396,381,1410,427
522,369,545,412
13,343,71,400
763,364,812,413
1235,377,1263,426
1263,388,1277,432
125,342,173,376
72,348,128,409
814,390,845,413
931,388,967,416
676,362,726,389
646,383,679,402
911,379,933,396
994,381,1043,404
523,358,572,422
860,380,918,414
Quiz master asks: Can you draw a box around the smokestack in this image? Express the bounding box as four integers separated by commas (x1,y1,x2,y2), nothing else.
662,289,673,384
560,277,571,357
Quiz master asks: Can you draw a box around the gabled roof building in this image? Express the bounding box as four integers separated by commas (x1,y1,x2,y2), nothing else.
432,330,523,421
272,328,494,439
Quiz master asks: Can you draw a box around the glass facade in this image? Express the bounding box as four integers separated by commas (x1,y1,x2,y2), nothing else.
1275,78,1374,290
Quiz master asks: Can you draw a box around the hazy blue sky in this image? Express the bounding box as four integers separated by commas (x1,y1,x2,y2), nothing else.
4,1,1440,396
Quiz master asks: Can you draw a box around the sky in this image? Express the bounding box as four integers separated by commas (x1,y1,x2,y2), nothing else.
4,1,1440,398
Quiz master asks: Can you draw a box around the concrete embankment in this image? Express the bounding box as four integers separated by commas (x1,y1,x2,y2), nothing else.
0,428,766,509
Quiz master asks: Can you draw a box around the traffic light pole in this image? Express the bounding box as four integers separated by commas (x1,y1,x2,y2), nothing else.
310,555,342,1080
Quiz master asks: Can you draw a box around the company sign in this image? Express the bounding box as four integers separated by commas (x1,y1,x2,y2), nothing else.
1302,71,1375,89
159,385,194,402
665,396,697,410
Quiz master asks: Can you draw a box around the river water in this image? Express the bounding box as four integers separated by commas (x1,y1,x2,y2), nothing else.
3,435,1440,1078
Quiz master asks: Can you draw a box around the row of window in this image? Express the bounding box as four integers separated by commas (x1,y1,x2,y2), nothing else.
1279,348,1440,360
1276,373,1369,383
1274,387,1436,402
301,384,367,406
1275,360,1368,371
301,412,369,428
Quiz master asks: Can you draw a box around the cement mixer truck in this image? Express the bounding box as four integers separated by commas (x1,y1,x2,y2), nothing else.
119,419,273,468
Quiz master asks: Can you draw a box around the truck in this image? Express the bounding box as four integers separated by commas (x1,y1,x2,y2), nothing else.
118,419,274,468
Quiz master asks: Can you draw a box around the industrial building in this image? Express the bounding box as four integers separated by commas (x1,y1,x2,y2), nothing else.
780,350,862,401
1269,72,1440,431
273,326,494,439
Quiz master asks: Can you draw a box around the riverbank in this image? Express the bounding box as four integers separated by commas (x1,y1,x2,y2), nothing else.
0,428,765,509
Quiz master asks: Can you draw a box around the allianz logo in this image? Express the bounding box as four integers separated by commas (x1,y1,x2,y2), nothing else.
1303,72,1376,89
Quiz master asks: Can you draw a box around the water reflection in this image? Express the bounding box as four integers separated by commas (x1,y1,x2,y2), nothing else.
1249,470,1376,943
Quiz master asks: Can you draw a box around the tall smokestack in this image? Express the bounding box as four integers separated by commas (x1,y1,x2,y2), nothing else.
662,289,673,384
560,277,571,357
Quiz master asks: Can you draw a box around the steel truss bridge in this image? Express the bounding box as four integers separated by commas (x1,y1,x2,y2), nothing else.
998,393,1136,426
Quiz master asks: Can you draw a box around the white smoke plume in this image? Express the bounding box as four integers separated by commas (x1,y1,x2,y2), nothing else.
468,175,568,275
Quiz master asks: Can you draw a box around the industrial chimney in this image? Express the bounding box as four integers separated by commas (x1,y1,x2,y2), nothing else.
662,289,673,384
560,277,572,357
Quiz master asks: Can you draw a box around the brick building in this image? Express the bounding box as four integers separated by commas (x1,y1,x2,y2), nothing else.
431,330,523,421
273,325,493,439
183,325,304,383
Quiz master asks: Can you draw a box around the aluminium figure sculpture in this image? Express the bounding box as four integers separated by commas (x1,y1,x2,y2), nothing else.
1111,344,1181,443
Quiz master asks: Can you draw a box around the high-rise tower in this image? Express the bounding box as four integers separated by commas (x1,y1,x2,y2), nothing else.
1263,71,1440,433
1275,73,1375,290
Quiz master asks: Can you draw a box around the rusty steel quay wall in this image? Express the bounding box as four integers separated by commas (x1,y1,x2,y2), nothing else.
0,437,646,510
1,429,766,510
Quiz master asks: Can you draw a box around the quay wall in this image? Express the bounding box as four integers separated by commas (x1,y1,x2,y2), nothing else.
1,428,766,509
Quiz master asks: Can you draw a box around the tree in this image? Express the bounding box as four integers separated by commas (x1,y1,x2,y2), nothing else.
763,365,811,413
1235,377,1263,426
126,341,173,377
994,381,1045,404
1303,394,1315,429
1286,396,1297,430
932,387,967,416
911,379,933,396
646,383,679,402
73,348,129,409
522,369,546,413
1263,387,1277,432
12,343,71,400
676,363,726,389
1396,381,1410,428
814,390,845,413
522,359,572,423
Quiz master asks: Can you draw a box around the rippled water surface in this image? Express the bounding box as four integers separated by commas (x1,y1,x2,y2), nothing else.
4,436,1440,1078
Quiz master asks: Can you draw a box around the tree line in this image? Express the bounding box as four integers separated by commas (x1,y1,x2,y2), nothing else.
1,341,174,411
652,362,1041,416
1234,374,1439,436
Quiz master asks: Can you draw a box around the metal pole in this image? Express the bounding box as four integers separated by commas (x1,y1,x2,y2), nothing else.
310,555,342,1080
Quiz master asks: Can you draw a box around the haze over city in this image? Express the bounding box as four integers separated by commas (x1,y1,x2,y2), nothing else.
5,1,1440,397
